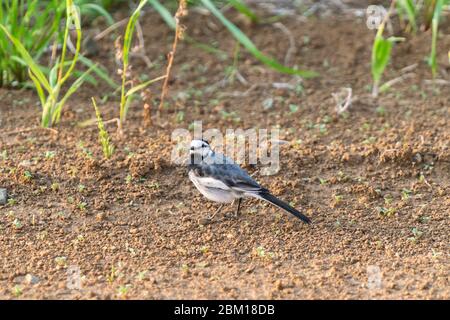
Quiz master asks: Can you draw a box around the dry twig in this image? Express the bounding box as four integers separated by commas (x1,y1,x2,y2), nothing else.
332,87,352,114
158,0,187,115
273,22,297,66
1,127,58,136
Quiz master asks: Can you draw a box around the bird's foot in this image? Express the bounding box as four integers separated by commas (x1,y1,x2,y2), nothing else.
223,210,240,220
202,204,224,222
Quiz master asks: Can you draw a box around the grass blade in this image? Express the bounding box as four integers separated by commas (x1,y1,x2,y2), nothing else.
91,97,115,159
80,3,115,25
397,0,417,32
78,55,119,89
125,75,166,97
147,0,176,29
0,24,52,92
428,0,444,77
228,0,259,23
28,69,46,107
200,0,318,78
53,64,96,123
120,0,148,123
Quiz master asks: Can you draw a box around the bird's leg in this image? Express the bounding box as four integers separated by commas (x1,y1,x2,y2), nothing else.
226,198,242,219
207,203,224,220
234,198,242,218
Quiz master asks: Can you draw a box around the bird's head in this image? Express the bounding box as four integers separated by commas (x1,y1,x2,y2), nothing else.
189,139,212,159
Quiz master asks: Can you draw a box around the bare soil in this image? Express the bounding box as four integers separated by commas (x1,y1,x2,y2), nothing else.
0,6,449,299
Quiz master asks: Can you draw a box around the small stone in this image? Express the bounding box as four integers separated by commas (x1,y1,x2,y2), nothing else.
24,274,40,285
274,280,283,291
244,267,254,274
19,160,31,167
0,188,7,205
198,218,211,225
96,212,106,221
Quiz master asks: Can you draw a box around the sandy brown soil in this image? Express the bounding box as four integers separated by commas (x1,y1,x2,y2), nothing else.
0,6,449,299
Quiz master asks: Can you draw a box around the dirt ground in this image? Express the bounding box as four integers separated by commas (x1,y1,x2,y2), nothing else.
0,4,449,299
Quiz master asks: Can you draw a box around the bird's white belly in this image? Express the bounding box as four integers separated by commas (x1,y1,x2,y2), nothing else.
189,171,236,203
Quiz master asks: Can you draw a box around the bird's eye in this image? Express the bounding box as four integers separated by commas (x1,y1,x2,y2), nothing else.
190,146,195,151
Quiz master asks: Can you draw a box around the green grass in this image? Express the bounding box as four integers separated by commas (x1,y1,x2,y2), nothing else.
370,2,405,98
1,0,95,127
385,0,450,84
149,0,318,78
91,97,115,159
118,0,166,129
428,0,446,78
0,0,64,87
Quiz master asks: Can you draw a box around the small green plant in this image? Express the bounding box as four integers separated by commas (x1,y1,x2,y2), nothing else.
219,110,240,123
54,256,67,267
44,151,56,159
107,265,118,284
23,171,33,181
397,0,417,33
401,188,413,200
136,271,147,281
51,182,60,192
392,0,449,78
255,246,274,259
181,264,190,273
77,201,87,211
0,0,94,127
0,0,64,87
176,111,185,123
117,285,130,299
384,194,394,205
376,206,396,217
199,246,209,254
12,285,22,297
370,2,404,97
149,0,317,79
428,0,446,77
117,0,166,130
77,141,93,159
289,104,299,114
91,98,114,159
12,218,22,229
408,227,423,243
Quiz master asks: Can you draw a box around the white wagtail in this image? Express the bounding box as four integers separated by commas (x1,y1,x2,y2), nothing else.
188,139,311,224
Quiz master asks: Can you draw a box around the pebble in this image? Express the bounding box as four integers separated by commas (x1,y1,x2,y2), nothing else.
198,218,212,225
19,160,31,167
24,274,40,285
0,188,7,205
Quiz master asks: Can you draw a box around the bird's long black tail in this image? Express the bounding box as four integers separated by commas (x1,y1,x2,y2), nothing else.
257,191,311,224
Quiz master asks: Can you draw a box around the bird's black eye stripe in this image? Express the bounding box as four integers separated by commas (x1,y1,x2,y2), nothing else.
190,146,195,150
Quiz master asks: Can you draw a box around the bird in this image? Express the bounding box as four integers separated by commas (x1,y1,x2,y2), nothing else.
188,139,311,224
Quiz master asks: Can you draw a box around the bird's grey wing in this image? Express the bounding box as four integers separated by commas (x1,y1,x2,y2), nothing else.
190,164,232,191
212,163,265,193
198,152,265,192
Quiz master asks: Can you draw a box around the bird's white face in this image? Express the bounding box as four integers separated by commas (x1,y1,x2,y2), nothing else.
190,139,211,158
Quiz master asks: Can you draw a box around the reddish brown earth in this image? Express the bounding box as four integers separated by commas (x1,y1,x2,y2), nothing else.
0,6,449,299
